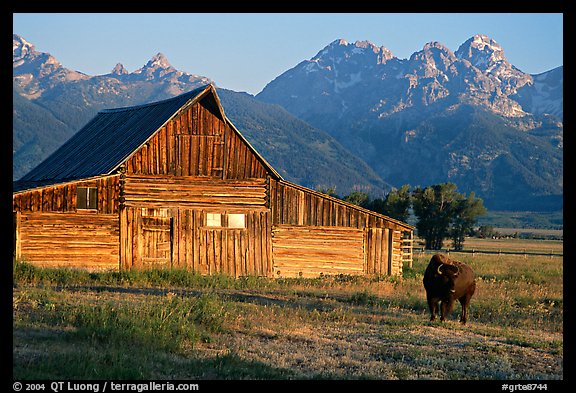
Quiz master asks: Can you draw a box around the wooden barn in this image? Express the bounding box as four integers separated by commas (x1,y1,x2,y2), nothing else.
13,84,414,277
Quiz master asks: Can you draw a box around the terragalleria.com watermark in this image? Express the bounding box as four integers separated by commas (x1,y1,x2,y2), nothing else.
13,382,199,393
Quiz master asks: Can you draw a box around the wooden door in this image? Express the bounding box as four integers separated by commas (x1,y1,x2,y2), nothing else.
200,228,247,276
365,228,392,275
139,214,173,269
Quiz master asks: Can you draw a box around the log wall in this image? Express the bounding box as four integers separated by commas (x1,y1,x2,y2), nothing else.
390,230,404,275
365,227,391,276
13,176,121,271
272,225,364,278
14,211,119,271
269,179,408,231
269,179,408,276
12,175,119,214
121,175,267,210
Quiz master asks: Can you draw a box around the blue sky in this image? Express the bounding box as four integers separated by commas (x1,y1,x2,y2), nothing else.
13,13,563,95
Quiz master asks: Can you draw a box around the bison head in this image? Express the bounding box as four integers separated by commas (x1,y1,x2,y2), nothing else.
435,262,460,294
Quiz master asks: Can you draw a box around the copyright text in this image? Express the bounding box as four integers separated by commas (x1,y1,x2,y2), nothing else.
12,382,199,393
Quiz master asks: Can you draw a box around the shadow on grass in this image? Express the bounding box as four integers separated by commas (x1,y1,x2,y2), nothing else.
13,325,296,380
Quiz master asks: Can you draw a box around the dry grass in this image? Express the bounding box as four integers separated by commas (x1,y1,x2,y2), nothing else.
13,251,563,380
462,236,563,253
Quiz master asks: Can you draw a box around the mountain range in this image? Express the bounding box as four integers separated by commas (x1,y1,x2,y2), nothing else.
13,34,563,211
257,36,563,211
12,34,390,197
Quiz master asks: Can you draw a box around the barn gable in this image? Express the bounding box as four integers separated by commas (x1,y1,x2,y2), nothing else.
14,84,280,192
122,86,280,180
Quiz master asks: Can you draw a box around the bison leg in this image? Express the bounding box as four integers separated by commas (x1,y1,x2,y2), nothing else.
440,301,447,321
427,295,439,321
458,296,469,324
459,282,476,324
440,298,455,322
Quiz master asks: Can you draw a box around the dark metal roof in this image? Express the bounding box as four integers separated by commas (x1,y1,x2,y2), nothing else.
16,85,212,190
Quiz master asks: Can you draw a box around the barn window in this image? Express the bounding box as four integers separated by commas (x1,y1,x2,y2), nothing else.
77,187,97,210
227,213,246,229
206,213,222,227
205,213,246,229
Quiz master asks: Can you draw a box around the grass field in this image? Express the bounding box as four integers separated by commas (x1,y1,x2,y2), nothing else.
414,236,563,255
13,240,563,380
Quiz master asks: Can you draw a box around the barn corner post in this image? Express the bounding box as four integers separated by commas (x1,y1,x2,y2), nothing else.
118,164,128,271
13,210,21,261
387,229,394,276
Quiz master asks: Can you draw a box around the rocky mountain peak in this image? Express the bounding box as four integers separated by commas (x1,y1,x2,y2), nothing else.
13,35,212,100
422,41,453,53
110,63,129,76
455,34,507,70
145,52,174,70
13,34,35,61
405,41,457,80
322,38,393,56
13,34,88,98
131,52,178,81
329,38,349,47
13,34,61,69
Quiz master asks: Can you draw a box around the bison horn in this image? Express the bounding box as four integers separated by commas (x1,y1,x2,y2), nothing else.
454,265,460,276
437,263,444,275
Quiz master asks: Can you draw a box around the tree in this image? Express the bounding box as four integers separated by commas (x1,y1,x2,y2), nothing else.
477,225,499,239
382,184,412,222
343,191,370,207
450,192,487,250
411,183,461,250
316,186,339,198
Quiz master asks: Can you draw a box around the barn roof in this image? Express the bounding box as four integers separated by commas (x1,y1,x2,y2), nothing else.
14,84,281,192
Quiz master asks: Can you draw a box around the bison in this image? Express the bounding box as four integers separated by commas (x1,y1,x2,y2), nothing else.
423,253,476,324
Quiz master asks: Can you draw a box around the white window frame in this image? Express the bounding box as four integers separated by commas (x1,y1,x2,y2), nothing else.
227,213,246,229
205,212,246,229
206,213,222,227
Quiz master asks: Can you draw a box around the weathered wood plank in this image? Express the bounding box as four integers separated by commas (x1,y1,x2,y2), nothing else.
18,212,119,271
271,224,364,278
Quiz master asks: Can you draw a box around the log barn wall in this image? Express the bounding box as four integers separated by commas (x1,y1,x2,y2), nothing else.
13,211,119,271
120,207,271,276
272,225,365,278
269,179,407,277
269,179,409,231
119,175,271,276
121,175,268,210
12,175,120,214
13,175,120,271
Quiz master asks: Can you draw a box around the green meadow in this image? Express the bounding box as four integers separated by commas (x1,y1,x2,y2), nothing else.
13,239,562,380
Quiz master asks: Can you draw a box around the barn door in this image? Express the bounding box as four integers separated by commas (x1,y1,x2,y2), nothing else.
365,228,392,275
138,209,173,269
200,228,247,277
